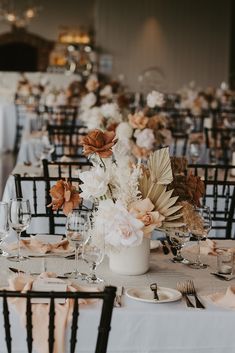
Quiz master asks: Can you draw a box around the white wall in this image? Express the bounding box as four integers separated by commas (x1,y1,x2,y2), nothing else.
0,0,230,92
95,0,231,92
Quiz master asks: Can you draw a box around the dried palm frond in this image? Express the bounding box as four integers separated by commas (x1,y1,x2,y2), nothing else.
147,147,173,184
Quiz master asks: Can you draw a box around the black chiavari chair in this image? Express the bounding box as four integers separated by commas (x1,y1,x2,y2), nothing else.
187,164,235,238
42,159,91,180
204,127,235,163
38,105,78,126
48,125,88,161
0,286,116,353
14,174,93,235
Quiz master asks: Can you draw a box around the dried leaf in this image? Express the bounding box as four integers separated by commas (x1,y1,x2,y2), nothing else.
147,147,173,184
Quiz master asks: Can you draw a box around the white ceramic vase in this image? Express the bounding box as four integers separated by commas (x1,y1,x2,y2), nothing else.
109,238,150,275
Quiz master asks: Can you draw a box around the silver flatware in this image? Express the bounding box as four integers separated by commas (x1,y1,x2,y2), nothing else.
186,280,205,309
150,283,159,301
176,282,195,308
211,272,235,281
114,286,124,307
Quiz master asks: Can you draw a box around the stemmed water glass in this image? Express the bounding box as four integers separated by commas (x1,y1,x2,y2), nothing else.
189,142,201,164
189,206,212,269
66,210,91,279
82,228,105,284
166,230,191,264
0,202,9,256
8,198,31,262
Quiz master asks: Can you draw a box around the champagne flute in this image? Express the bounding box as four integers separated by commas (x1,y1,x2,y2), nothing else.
0,202,9,256
189,206,212,269
8,198,31,262
66,210,91,279
82,229,104,284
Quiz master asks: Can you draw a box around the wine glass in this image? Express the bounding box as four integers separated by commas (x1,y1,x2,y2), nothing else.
189,142,201,164
189,206,212,269
0,202,9,256
8,198,31,262
82,228,105,284
166,230,191,264
66,210,91,279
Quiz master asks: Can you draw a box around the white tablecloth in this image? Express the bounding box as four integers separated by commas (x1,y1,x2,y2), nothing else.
0,240,234,353
0,102,16,152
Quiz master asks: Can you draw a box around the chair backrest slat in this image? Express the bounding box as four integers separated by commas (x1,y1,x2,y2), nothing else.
26,296,33,353
95,287,116,353
70,298,79,353
3,293,12,353
48,296,55,353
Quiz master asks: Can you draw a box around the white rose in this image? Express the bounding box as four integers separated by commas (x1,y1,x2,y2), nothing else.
81,92,97,109
100,103,122,122
135,128,155,150
100,85,113,98
116,122,133,140
147,90,165,108
96,200,144,247
80,107,103,130
79,166,110,199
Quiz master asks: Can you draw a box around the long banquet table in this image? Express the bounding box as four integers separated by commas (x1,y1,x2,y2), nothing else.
0,240,235,353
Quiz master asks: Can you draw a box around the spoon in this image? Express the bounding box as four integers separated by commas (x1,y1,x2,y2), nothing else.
150,282,159,300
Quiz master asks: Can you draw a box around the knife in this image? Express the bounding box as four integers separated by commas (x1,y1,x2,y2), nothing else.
9,267,68,279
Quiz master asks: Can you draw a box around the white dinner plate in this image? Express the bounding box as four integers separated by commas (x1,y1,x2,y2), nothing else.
126,286,182,303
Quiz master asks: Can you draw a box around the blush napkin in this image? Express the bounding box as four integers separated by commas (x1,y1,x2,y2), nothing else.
8,272,99,353
207,286,235,309
185,239,217,256
7,237,72,254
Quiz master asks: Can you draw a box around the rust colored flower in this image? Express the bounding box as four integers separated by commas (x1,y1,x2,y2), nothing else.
168,173,205,207
80,129,117,158
117,94,130,109
48,180,81,216
186,173,205,207
170,156,188,176
147,115,168,130
106,122,118,132
128,112,148,129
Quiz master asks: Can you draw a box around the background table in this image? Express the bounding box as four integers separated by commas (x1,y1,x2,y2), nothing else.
0,240,234,353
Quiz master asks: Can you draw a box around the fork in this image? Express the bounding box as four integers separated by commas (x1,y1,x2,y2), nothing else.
186,280,205,309
177,282,195,308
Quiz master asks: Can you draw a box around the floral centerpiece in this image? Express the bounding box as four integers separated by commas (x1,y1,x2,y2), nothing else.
79,129,191,275
115,90,172,160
